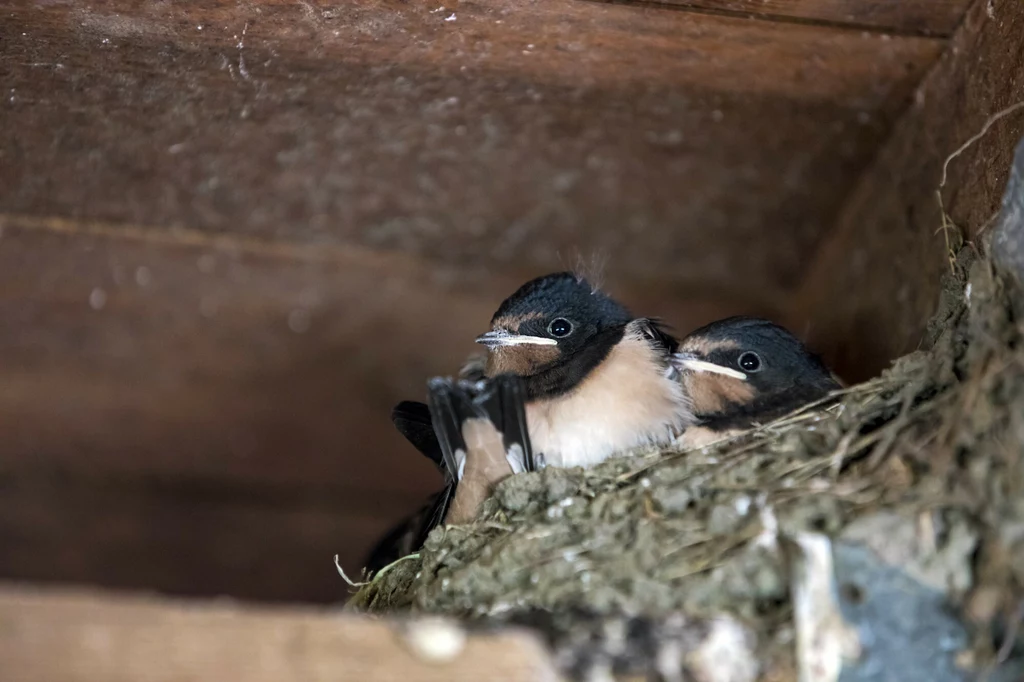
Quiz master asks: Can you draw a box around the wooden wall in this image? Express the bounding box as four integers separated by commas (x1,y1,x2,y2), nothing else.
4,0,1020,603
792,0,1024,380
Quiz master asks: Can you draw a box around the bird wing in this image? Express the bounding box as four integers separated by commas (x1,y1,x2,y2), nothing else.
426,374,535,525
391,400,445,470
370,375,534,572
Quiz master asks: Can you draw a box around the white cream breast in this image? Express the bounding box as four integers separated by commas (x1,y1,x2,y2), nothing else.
526,331,694,468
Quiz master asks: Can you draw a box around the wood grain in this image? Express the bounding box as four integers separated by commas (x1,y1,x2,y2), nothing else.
630,0,970,36
0,584,561,682
2,0,942,292
0,470,392,603
790,0,1024,381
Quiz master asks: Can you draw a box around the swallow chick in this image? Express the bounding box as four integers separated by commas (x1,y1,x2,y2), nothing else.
478,271,694,468
672,316,841,448
363,273,694,574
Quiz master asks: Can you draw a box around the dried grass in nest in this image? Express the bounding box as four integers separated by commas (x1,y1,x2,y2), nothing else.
348,246,1024,675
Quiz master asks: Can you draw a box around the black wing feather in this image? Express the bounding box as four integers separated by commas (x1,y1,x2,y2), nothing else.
366,374,535,574
633,317,680,355
391,400,445,469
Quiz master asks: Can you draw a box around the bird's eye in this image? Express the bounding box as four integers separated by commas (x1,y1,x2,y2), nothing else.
548,318,573,338
738,351,762,372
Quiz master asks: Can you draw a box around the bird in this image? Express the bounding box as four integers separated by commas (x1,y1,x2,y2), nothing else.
363,289,841,574
363,272,693,573
671,316,841,448
474,271,694,468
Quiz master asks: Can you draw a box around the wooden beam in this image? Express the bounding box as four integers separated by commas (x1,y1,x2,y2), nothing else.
626,0,971,36
0,468,401,604
790,0,1024,381
1,1,942,292
0,584,562,682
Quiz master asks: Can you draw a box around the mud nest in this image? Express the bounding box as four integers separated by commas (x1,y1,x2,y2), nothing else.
348,245,1024,679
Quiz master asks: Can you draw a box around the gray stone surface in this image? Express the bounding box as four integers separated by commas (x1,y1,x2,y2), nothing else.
992,134,1024,284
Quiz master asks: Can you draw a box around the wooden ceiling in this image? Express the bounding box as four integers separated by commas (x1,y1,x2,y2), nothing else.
0,0,991,602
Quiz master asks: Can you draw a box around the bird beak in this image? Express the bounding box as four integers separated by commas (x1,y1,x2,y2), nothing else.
673,353,748,381
475,330,558,348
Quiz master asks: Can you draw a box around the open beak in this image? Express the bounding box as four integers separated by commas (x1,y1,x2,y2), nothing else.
672,353,748,381
475,330,558,348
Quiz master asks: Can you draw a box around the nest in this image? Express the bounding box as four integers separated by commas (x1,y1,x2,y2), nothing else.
348,245,1024,679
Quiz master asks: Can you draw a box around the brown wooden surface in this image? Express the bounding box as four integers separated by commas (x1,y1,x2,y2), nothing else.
0,0,969,602
0,468,393,603
3,1,942,293
0,584,562,682
792,0,1024,381
635,0,970,36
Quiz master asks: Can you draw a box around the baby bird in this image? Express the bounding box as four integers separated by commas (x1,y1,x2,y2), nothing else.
673,316,841,448
363,293,839,574
475,272,693,467
363,273,692,573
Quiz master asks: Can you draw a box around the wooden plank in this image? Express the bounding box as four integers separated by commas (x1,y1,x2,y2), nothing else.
790,0,1024,381
0,584,562,682
631,0,970,36
9,0,941,99
0,470,394,603
1,1,942,293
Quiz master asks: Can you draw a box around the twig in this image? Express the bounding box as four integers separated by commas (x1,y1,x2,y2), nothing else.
996,600,1024,665
939,100,1024,189
829,431,858,479
935,190,961,274
368,553,421,585
335,554,369,588
975,207,1004,238
866,384,916,471
981,599,1024,682
935,100,1024,273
